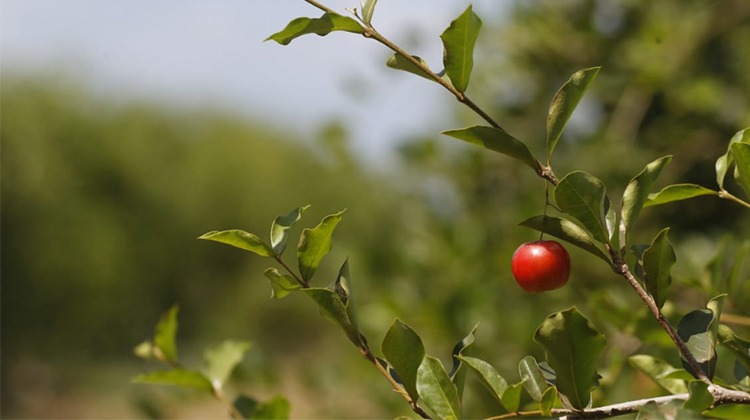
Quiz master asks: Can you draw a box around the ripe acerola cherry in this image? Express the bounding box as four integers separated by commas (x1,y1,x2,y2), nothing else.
511,240,570,292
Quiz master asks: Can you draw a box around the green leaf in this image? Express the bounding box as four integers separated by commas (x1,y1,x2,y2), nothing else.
417,355,461,420
519,356,549,402
643,228,676,309
457,356,509,410
203,340,252,389
333,259,353,305
234,394,290,420
382,318,425,401
677,309,717,380
628,355,688,394
534,307,606,410
270,206,309,256
546,67,600,161
303,287,363,347
264,268,301,299
199,230,274,257
716,127,750,189
554,171,610,244
443,126,538,171
731,142,750,198
501,381,526,414
685,380,714,412
385,54,436,82
519,215,610,264
449,323,479,399
539,387,558,417
717,324,750,373
154,305,179,363
132,369,213,393
703,403,750,419
360,0,378,25
297,210,345,282
439,5,482,93
637,400,694,420
645,183,718,207
621,156,672,245
265,13,364,46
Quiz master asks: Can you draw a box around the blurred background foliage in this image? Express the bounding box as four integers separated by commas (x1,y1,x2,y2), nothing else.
2,0,750,418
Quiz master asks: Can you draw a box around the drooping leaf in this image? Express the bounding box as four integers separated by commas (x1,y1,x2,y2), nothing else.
546,67,600,161
621,156,672,245
203,340,252,389
685,380,714,412
382,318,425,401
731,142,750,198
270,206,309,256
443,126,538,171
519,356,549,402
643,228,676,309
439,5,482,93
534,307,606,410
303,287,363,347
234,394,290,419
154,305,179,363
628,355,688,394
716,127,750,189
199,230,275,257
645,184,718,207
264,268,301,299
677,309,717,380
360,0,378,26
519,215,610,263
385,54,436,82
132,369,214,393
297,210,345,282
265,13,364,46
457,356,509,410
449,323,479,399
554,171,610,244
417,355,461,420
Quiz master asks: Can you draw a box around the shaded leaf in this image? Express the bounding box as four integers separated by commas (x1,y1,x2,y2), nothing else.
519,356,549,402
534,307,606,410
643,228,676,309
554,171,610,243
385,54,436,82
234,394,290,420
677,309,717,380
265,13,364,46
132,369,213,393
645,184,718,207
360,0,378,26
716,127,750,189
203,340,251,389
443,126,538,170
417,355,461,420
440,5,482,93
297,210,345,282
199,230,274,257
154,305,179,363
685,381,714,412
270,206,309,256
449,323,479,399
333,259,352,305
264,268,301,299
519,215,610,264
628,355,688,394
303,287,363,347
621,156,672,245
703,404,750,420
546,67,600,161
637,400,694,420
732,142,750,198
382,319,425,402
457,356,509,410
717,324,750,373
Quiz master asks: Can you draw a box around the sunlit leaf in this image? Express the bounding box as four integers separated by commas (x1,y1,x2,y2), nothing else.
628,355,688,394
443,126,538,170
645,183,718,207
703,404,750,419
382,319,425,401
554,171,609,243
265,13,364,46
501,381,525,414
132,369,213,393
297,210,345,282
519,215,610,263
731,142,750,198
534,307,606,410
546,67,600,161
643,228,675,309
677,309,717,380
203,339,251,389
360,0,378,25
154,305,179,363
199,230,274,257
385,54,436,82
519,356,549,402
440,5,482,93
457,356,509,409
417,355,461,420
716,127,750,189
270,205,309,256
539,387,558,416
621,156,672,245
264,268,301,299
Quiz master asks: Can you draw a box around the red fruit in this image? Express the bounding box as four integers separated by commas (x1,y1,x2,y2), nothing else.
511,240,570,292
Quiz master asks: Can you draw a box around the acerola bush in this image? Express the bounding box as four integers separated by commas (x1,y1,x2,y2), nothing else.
134,1,750,418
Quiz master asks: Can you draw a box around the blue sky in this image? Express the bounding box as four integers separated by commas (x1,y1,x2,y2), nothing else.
2,1,509,163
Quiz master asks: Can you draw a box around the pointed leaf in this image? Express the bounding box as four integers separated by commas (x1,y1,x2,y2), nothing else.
154,305,179,363
303,287,363,347
554,171,610,243
645,183,718,207
731,142,750,198
685,381,714,412
440,5,482,93
203,340,252,389
382,319,425,401
199,230,274,257
333,259,352,305
628,355,688,394
360,0,378,26
132,369,213,393
443,126,538,170
297,210,345,282
716,128,750,189
643,228,676,309
385,54,435,82
264,268,301,299
417,355,461,420
519,215,610,263
534,307,606,410
621,156,672,245
270,206,309,256
501,381,526,414
519,356,549,402
265,13,364,46
457,356,509,409
677,309,717,379
546,67,600,160
539,387,558,416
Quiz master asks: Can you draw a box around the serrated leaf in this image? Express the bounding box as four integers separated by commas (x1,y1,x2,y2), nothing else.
643,228,676,309
360,0,377,26
303,287,363,347
716,127,750,189
457,356,509,409
199,230,274,257
382,319,425,401
132,369,213,393
554,171,610,243
154,305,179,363
203,340,252,389
677,309,717,380
519,356,549,402
385,54,436,81
449,323,479,399
443,126,538,170
731,142,750,198
440,5,482,93
270,206,309,256
265,13,364,46
621,156,672,245
297,210,345,282
264,268,301,299
645,183,718,207
628,355,688,394
685,381,714,412
234,394,291,420
534,307,606,410
546,67,600,161
417,355,461,420
519,215,610,264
